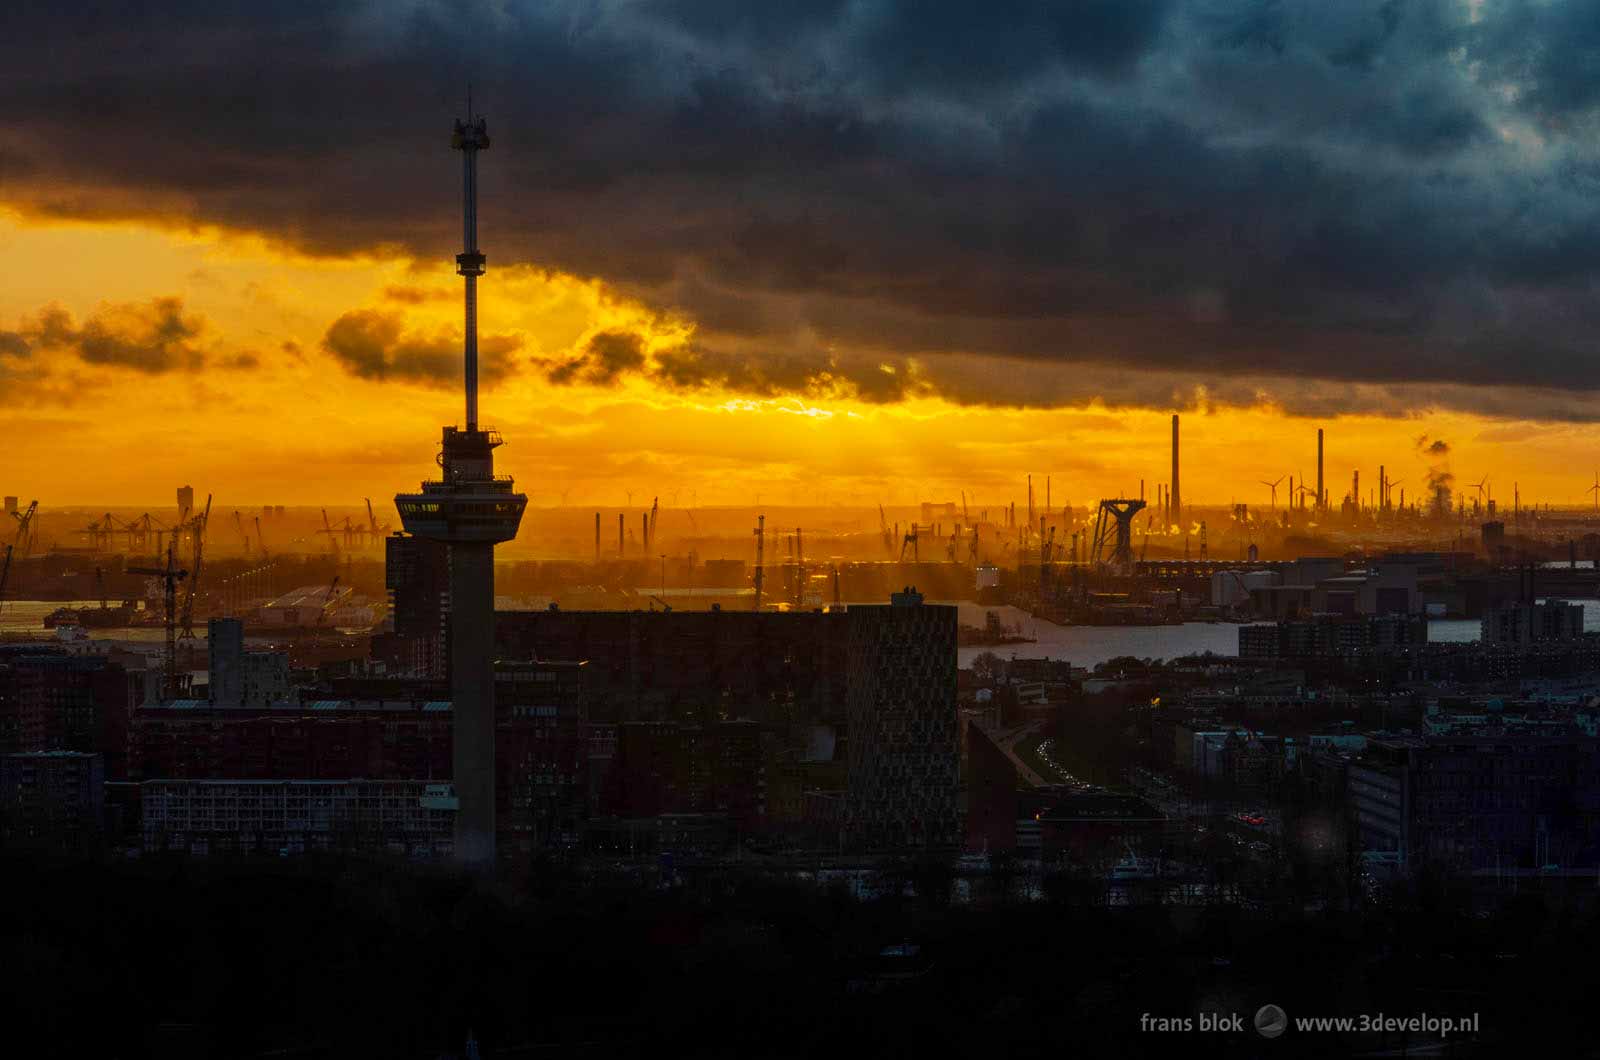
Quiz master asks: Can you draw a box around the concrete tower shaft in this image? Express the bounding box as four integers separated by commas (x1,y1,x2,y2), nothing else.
395,107,526,870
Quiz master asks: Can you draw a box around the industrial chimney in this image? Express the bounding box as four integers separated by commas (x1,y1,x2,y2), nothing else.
1316,428,1324,513
1170,414,1181,526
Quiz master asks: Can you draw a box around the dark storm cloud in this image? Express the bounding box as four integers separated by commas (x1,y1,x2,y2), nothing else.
20,297,211,374
650,340,932,403
321,308,521,389
13,2,1600,418
381,285,453,305
540,330,648,387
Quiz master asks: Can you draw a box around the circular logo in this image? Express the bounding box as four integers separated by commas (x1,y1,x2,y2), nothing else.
1255,1004,1287,1039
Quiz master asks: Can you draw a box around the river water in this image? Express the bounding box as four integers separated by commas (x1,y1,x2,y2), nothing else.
954,603,1240,670
955,600,1600,670
0,600,169,637
11,597,1600,673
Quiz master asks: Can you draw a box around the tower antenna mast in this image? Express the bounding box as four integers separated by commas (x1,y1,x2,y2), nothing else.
454,88,488,430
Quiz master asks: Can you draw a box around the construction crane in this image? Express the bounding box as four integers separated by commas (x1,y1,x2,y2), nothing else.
900,526,919,561
315,574,341,626
178,494,211,640
128,544,189,700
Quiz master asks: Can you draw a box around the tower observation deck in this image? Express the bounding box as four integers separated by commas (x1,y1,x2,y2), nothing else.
395,106,526,869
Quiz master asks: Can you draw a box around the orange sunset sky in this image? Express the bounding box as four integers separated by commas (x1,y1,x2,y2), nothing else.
1,207,1593,512
8,3,1600,515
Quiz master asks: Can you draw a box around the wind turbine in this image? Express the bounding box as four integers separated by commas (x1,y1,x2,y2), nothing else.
1259,475,1285,509
1469,478,1489,511
1590,471,1599,512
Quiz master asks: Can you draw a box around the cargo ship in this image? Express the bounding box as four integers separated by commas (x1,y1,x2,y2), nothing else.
42,601,143,629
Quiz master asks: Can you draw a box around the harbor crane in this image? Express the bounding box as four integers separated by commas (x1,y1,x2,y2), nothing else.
318,509,341,556
900,526,919,562
11,500,38,559
178,494,211,640
1090,498,1147,573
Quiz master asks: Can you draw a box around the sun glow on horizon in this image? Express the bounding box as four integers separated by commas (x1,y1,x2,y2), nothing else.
3,210,1599,514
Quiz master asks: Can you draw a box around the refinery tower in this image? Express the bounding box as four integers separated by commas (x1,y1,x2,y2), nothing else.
395,108,526,868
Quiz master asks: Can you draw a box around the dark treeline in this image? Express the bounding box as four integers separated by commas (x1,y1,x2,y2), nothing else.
5,853,1596,1058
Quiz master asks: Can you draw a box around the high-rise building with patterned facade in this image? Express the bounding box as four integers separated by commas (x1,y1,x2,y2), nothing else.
844,588,959,850
376,532,451,679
